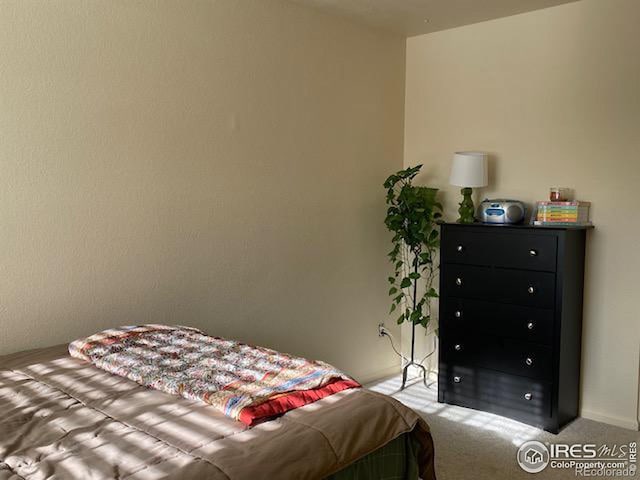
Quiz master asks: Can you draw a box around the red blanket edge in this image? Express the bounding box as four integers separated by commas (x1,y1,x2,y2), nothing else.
238,378,361,426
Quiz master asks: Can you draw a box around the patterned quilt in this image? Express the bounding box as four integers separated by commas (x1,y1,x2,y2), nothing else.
69,325,360,425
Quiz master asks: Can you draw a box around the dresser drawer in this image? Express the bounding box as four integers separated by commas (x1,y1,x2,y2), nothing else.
440,365,552,426
442,229,557,272
441,298,555,345
442,264,556,308
440,334,553,380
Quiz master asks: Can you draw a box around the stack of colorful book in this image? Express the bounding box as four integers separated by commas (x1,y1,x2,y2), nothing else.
533,201,591,226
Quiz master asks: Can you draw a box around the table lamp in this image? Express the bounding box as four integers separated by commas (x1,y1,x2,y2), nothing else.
449,151,488,224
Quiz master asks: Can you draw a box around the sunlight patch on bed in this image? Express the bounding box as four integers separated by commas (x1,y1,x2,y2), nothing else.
137,412,212,443
24,361,55,375
258,420,283,431
155,403,246,436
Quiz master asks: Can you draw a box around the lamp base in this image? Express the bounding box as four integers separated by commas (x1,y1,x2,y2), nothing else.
456,187,476,224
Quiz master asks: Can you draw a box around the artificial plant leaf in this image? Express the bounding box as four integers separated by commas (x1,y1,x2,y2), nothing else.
383,174,398,189
383,164,441,334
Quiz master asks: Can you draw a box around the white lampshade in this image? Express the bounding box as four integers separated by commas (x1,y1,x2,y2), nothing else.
449,151,488,188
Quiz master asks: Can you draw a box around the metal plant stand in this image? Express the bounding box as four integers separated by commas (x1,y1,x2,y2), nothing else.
400,250,435,390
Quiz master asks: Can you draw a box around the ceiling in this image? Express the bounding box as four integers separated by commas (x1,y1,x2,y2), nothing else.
288,0,579,37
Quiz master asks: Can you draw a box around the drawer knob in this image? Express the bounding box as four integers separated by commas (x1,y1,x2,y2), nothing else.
453,376,461,383
525,357,534,366
527,322,534,330
527,286,535,294
454,344,462,351
457,245,464,252
455,310,462,318
529,249,538,257
524,392,533,401
456,277,463,286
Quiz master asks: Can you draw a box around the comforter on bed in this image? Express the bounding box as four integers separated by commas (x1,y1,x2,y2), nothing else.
68,325,360,425
0,345,437,480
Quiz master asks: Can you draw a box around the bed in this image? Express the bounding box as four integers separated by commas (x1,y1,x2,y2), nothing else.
0,339,436,479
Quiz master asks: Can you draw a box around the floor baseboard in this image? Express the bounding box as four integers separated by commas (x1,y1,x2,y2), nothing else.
357,365,400,385
580,409,639,431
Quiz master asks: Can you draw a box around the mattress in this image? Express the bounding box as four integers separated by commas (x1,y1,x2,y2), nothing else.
0,345,436,480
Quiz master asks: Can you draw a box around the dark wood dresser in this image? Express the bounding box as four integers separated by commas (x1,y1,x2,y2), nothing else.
437,222,591,433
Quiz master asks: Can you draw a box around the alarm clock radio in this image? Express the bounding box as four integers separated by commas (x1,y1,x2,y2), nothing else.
479,199,526,224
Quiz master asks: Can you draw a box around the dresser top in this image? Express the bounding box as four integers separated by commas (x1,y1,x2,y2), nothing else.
441,222,594,231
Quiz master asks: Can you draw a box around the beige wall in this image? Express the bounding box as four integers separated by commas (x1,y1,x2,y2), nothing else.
0,0,406,382
405,0,640,429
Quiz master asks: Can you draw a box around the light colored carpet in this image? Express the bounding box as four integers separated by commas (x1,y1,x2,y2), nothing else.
367,375,639,480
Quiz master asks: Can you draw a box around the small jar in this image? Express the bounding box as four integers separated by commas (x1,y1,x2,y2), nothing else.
550,187,569,202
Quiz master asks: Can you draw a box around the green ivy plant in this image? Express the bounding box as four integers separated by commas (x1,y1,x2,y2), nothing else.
384,165,442,330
